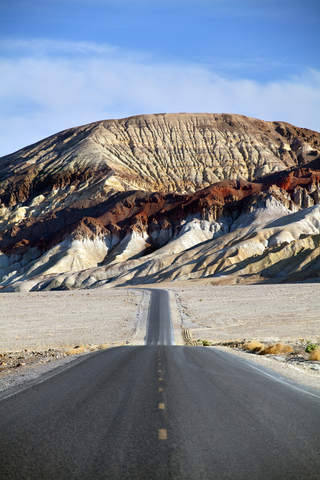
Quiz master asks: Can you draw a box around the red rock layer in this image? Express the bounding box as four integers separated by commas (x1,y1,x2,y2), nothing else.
1,158,319,260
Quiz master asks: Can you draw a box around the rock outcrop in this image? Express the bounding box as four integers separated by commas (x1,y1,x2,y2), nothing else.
0,113,319,291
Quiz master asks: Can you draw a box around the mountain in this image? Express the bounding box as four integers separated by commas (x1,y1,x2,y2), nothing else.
0,113,319,291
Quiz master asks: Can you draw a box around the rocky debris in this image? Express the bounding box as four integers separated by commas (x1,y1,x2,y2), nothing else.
0,348,68,373
0,347,84,394
0,342,130,375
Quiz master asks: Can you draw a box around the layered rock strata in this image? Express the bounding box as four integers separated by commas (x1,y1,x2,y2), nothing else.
0,113,319,290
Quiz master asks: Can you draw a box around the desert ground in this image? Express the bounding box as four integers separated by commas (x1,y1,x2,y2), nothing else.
1,282,320,392
168,282,320,343
0,289,150,352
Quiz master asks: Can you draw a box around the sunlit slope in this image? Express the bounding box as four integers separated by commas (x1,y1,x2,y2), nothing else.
0,113,319,290
1,113,319,208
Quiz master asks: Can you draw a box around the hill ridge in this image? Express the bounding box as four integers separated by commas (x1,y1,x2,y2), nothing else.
0,113,319,290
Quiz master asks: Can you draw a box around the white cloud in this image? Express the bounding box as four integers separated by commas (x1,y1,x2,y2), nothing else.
1,40,320,156
0,38,118,56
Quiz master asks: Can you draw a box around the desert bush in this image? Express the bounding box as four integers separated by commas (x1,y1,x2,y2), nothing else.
282,344,293,353
98,343,109,350
202,340,211,346
309,347,320,361
259,343,293,355
243,341,264,352
305,342,319,353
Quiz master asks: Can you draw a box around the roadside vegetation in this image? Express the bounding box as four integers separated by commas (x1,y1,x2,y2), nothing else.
182,330,320,365
309,347,320,361
216,338,320,365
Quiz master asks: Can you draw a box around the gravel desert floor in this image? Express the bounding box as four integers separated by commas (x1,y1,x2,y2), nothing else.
1,282,320,393
167,282,320,343
0,289,148,351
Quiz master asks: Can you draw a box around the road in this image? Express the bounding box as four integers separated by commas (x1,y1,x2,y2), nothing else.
0,289,320,479
145,289,174,345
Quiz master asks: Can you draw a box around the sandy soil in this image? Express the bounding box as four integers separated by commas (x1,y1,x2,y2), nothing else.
167,282,320,344
0,289,147,352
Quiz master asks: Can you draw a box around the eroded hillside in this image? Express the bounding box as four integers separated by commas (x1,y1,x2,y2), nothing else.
0,113,319,291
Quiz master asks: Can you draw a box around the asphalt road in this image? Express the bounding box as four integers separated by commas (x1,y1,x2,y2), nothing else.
145,289,174,346
0,290,320,479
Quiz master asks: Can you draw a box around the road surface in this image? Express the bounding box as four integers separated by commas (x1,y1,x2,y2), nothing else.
145,289,174,345
0,289,320,479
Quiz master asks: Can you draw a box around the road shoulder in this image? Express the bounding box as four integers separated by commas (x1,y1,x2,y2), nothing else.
212,345,320,391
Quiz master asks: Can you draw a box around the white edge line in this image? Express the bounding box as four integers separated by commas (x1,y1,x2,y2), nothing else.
167,290,175,346
0,352,97,402
144,289,151,346
225,351,320,400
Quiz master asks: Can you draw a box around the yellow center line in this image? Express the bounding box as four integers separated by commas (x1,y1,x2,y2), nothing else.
158,429,167,440
158,387,163,392
158,369,162,373
158,403,165,409
159,377,162,381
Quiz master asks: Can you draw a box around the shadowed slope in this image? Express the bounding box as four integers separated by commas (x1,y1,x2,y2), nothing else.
0,114,319,290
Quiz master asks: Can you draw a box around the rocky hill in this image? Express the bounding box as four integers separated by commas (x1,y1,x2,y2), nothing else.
0,113,319,291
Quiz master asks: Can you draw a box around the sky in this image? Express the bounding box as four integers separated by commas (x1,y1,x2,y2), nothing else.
0,0,319,156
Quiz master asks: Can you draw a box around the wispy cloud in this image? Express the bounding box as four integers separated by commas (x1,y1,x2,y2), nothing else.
1,39,319,156
0,38,118,56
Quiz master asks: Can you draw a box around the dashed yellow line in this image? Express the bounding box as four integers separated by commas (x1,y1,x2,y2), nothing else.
157,354,167,439
158,429,167,440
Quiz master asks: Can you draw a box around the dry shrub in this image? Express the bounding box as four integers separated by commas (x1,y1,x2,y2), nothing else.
243,341,264,352
98,343,109,350
259,343,293,355
282,344,293,353
66,346,85,355
309,347,320,361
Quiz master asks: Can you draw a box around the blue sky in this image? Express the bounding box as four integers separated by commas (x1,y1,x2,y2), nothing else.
0,0,319,156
